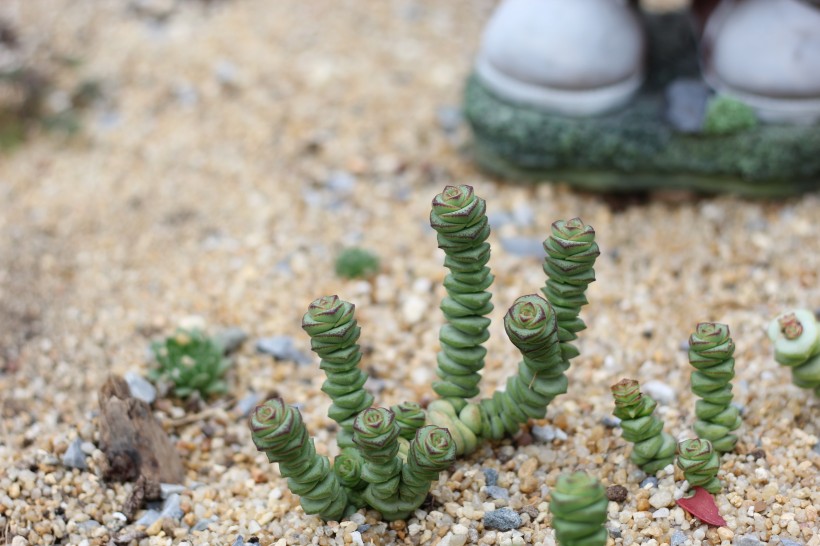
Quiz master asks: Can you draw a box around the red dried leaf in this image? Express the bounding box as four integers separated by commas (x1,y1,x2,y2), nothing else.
676,487,727,527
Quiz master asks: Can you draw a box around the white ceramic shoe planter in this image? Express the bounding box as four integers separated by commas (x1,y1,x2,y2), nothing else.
474,0,646,116
702,0,820,124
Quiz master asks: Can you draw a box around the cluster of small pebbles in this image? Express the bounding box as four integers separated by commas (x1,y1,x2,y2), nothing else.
0,1,818,545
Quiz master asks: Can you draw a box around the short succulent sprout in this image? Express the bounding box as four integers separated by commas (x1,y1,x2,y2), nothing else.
676,438,722,494
767,310,820,396
150,329,230,398
549,472,608,546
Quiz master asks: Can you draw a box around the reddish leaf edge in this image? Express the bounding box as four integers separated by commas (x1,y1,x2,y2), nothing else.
676,486,727,527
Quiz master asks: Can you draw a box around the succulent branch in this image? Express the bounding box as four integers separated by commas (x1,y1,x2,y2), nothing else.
611,378,676,474
676,438,721,494
150,329,230,398
390,401,427,440
430,185,494,411
250,399,351,521
333,449,367,510
767,310,820,397
396,425,456,518
541,219,600,363
352,407,405,516
688,322,741,452
549,472,608,546
302,296,374,448
480,295,566,440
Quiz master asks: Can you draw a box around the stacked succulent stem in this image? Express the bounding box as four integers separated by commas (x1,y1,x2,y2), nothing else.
430,185,494,411
688,323,741,452
611,379,676,474
768,310,820,397
479,295,564,440
549,473,608,546
302,296,374,448
250,399,351,520
676,438,721,493
541,219,600,363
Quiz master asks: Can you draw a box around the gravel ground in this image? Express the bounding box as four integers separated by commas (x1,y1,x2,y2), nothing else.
1,1,818,546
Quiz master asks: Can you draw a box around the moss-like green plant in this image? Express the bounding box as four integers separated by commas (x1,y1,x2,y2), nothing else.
251,185,600,521
611,378,676,474
703,95,758,136
676,438,721,494
150,329,230,398
335,247,380,279
549,472,608,546
688,322,741,452
250,399,351,520
767,310,820,397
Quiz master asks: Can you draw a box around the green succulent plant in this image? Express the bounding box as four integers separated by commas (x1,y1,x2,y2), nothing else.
549,472,608,546
150,329,230,398
676,438,721,494
335,247,380,279
611,378,676,474
767,310,820,397
251,185,600,521
689,322,741,452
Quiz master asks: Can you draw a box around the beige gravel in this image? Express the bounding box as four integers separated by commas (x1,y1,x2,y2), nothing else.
1,1,818,546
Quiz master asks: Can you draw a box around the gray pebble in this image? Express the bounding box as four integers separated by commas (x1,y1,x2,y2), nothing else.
812,441,820,455
778,539,804,546
671,529,687,546
174,82,198,107
233,536,245,546
256,336,311,365
234,392,263,418
643,380,675,405
214,59,239,87
62,438,88,470
436,106,462,134
326,170,356,194
531,424,567,442
160,493,183,521
734,534,763,546
486,485,509,500
512,204,534,226
192,516,219,531
214,327,248,354
488,211,514,230
483,468,499,487
500,236,545,258
607,526,622,539
134,509,161,528
160,483,185,499
77,520,101,532
640,476,659,489
124,371,157,404
357,524,371,533
483,508,521,531
601,415,621,428
665,78,710,133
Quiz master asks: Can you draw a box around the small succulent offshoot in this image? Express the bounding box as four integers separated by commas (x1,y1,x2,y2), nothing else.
335,247,380,279
549,472,608,546
676,438,722,494
767,310,820,396
150,329,230,398
611,378,676,474
688,322,741,452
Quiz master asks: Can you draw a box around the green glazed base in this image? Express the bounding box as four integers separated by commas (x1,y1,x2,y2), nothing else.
463,11,820,196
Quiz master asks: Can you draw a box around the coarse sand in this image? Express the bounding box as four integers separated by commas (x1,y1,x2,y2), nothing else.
0,1,817,545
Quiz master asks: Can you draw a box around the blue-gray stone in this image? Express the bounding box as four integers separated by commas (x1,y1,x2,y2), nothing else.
357,524,371,533
640,476,659,489
483,508,521,531
779,539,804,546
602,415,621,428
671,529,686,546
326,170,356,194
531,424,566,442
256,336,311,365
214,327,248,355
160,483,185,499
665,78,710,133
233,536,245,546
607,526,622,539
192,516,218,531
812,441,820,455
135,509,161,528
500,236,544,258
234,392,263,418
483,468,499,487
62,438,88,470
77,520,101,532
436,106,462,134
486,485,509,500
734,534,763,546
643,380,675,405
160,493,183,521
124,372,157,405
